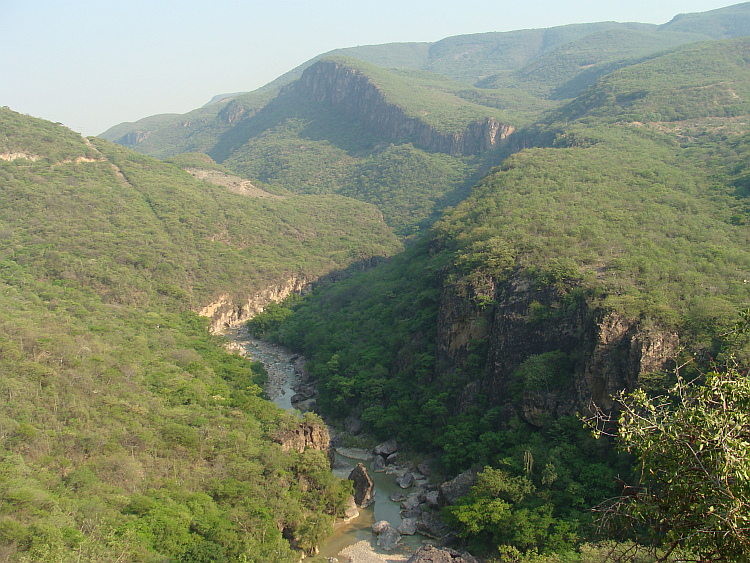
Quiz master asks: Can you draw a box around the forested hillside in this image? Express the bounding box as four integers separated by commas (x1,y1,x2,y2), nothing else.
0,107,400,562
251,33,750,561
7,2,750,562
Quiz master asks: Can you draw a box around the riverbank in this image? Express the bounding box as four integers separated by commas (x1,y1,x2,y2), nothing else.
223,326,428,562
338,540,411,563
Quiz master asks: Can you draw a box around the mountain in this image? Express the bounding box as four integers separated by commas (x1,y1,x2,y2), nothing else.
252,34,750,559
0,107,400,562
8,3,750,561
101,4,750,241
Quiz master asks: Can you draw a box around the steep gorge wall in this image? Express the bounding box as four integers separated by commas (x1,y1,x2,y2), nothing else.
197,276,311,333
435,272,679,424
294,60,514,157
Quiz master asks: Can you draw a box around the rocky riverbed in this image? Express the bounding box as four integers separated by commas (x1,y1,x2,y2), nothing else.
223,325,474,562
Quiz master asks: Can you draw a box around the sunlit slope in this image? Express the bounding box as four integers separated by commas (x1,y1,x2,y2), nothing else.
0,108,403,561
1,108,400,309
557,37,750,122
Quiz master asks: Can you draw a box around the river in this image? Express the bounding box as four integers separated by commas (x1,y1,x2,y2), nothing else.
223,326,426,562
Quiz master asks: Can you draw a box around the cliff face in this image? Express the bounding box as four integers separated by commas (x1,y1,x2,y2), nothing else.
197,276,310,333
435,272,679,424
275,419,334,464
294,60,514,157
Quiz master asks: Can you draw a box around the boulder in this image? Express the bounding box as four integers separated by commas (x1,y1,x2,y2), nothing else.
396,472,415,489
417,461,432,477
344,415,364,435
372,520,391,534
424,490,440,508
342,496,359,522
348,463,375,507
373,439,398,457
400,493,421,511
386,452,399,464
416,512,450,539
407,545,479,563
438,469,478,506
370,455,386,473
389,491,407,503
397,518,417,536
295,398,317,412
400,493,422,518
376,525,401,551
401,505,422,519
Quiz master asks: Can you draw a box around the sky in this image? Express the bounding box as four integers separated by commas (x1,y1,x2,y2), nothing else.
0,0,743,136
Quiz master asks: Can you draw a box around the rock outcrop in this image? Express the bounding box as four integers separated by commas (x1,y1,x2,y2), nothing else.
407,545,479,563
376,525,401,551
294,59,514,157
435,271,679,421
438,470,478,507
119,130,151,146
275,419,333,463
198,276,310,333
373,439,398,457
348,463,375,507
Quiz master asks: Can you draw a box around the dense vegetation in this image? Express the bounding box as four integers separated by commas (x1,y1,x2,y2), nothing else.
11,4,750,561
251,34,750,561
0,107,402,562
101,6,750,239
206,86,496,236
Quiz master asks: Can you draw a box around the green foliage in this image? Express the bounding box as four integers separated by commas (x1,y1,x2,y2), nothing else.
444,467,578,556
341,143,472,235
18,11,750,560
434,122,750,342
557,38,750,123
590,362,750,560
99,89,280,157
246,297,300,338
0,107,99,163
0,110,394,561
264,27,750,561
512,351,572,395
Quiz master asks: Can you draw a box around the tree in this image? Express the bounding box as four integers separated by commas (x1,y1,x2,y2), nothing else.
587,363,750,562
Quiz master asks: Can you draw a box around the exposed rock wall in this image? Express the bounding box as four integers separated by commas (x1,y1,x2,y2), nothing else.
0,152,40,162
119,131,151,146
295,60,514,157
275,419,333,463
435,272,679,423
197,276,310,333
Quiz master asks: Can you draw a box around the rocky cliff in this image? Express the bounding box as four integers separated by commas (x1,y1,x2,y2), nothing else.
197,276,310,333
435,272,679,424
294,59,514,157
275,419,334,463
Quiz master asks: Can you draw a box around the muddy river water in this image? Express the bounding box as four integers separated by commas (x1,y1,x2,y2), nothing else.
223,327,425,561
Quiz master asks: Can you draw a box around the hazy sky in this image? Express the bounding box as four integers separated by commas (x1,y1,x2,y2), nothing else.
0,0,743,136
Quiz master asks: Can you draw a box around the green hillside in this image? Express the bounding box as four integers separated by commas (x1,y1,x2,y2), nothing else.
100,4,750,245
100,89,279,159
16,4,750,561
0,107,400,562
558,37,750,122
659,1,750,37
494,28,707,98
259,34,750,561
197,62,516,236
